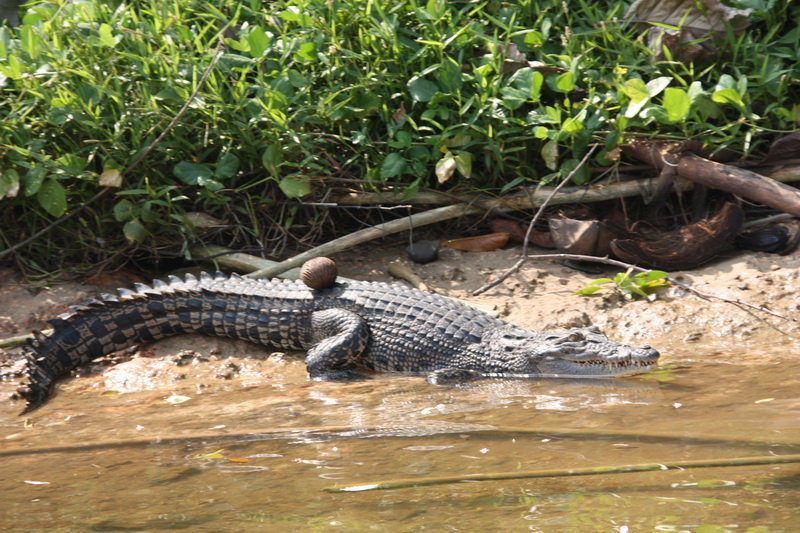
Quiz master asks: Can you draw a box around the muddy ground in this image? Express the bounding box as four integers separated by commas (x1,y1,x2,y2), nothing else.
2,242,800,411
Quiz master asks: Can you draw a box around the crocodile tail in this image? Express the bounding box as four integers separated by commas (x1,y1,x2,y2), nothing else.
17,277,204,414
19,331,61,414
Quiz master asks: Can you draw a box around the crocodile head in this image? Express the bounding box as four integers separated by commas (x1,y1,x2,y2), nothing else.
482,325,659,377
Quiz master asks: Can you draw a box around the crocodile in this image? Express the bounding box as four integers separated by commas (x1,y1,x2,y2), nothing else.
17,271,659,414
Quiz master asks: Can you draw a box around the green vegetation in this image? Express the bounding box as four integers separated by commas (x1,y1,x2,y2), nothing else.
574,267,669,301
0,0,797,276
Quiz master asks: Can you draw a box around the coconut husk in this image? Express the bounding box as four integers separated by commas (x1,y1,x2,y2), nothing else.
610,202,744,270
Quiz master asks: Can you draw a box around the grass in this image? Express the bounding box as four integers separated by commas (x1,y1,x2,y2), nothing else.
0,0,797,276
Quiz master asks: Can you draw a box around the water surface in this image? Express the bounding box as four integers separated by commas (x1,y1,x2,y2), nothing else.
2,342,798,532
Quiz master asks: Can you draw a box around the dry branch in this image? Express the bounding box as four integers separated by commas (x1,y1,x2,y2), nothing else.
333,165,800,208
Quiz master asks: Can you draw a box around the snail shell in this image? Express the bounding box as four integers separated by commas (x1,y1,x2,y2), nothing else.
300,257,338,289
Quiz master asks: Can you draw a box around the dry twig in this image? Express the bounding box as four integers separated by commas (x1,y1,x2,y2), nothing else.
473,147,597,296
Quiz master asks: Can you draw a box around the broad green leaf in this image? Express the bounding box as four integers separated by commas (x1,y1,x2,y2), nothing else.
712,88,745,109
0,168,20,198
715,74,737,91
123,219,146,242
19,25,39,59
436,57,462,92
295,42,316,62
561,112,585,135
380,153,407,179
425,0,446,18
113,199,136,221
56,153,87,177
248,26,270,57
408,78,439,103
287,69,309,88
173,161,222,191
531,71,544,102
215,153,240,179
454,152,472,179
573,286,604,296
23,167,46,196
388,130,412,149
663,88,690,122
262,145,282,175
0,54,22,79
500,86,528,110
524,30,544,47
687,81,705,103
37,178,67,217
554,71,575,93
98,23,118,48
435,153,456,183
622,79,649,103
278,176,311,198
635,270,669,282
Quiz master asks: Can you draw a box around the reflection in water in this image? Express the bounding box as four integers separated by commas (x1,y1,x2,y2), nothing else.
2,353,799,531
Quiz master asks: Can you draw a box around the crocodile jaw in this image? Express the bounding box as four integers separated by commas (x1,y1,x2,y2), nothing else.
532,346,660,377
486,325,660,377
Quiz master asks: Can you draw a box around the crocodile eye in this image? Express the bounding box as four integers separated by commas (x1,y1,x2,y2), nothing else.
566,332,584,342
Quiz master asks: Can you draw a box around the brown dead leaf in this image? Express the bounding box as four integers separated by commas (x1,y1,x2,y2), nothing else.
626,0,751,62
441,233,510,252
488,219,555,249
392,102,406,123
98,168,122,187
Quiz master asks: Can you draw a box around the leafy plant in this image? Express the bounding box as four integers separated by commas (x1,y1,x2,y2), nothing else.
574,268,670,302
0,0,797,276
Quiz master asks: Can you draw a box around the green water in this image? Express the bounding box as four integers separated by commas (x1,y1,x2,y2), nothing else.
2,345,799,532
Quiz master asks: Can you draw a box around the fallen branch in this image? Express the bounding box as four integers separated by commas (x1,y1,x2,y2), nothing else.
245,204,482,278
335,176,664,209
325,453,800,492
189,244,307,280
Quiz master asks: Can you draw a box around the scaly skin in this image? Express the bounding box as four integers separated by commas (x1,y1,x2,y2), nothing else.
18,272,659,414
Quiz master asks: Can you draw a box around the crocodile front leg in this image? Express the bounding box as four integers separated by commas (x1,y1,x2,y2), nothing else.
305,309,370,379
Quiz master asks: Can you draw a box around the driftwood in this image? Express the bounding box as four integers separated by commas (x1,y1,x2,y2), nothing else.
678,153,800,217
189,244,308,280
245,204,481,279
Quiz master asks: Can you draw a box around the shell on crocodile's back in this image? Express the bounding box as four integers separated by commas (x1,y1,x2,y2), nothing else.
300,257,338,289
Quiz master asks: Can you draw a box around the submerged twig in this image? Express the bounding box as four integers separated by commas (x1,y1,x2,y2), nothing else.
325,453,800,492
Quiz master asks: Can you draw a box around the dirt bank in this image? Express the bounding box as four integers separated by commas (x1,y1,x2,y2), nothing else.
2,243,799,411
